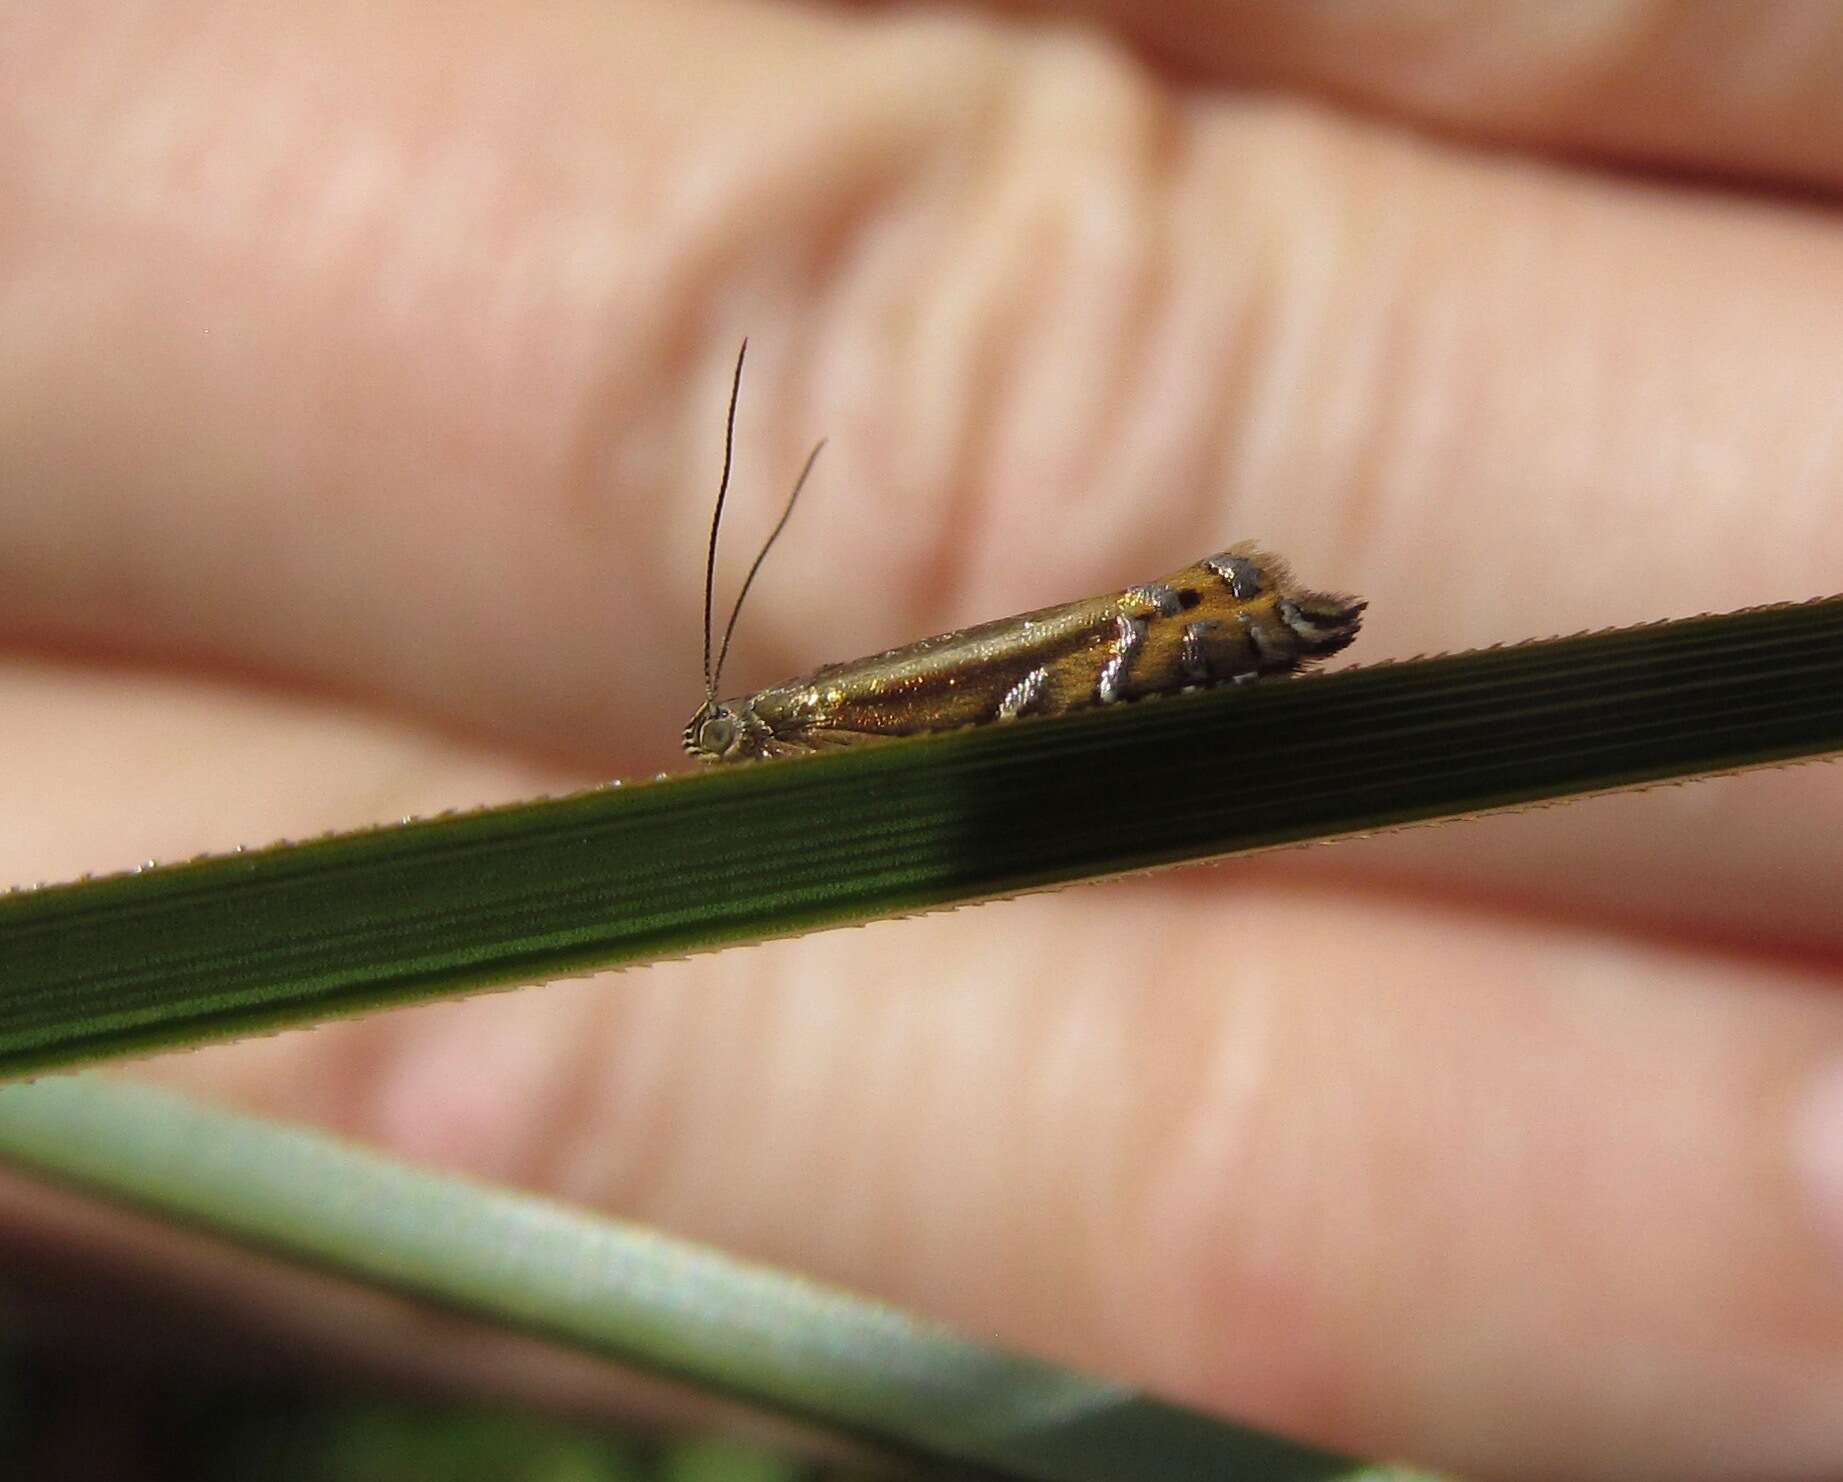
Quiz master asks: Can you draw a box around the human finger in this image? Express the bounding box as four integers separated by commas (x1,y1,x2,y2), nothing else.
976,0,1843,190
133,877,1843,1480
11,0,1841,949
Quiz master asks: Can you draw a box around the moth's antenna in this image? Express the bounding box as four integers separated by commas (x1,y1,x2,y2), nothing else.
711,436,825,699
702,341,749,702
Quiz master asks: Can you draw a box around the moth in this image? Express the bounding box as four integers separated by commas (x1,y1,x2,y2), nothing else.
685,344,1365,763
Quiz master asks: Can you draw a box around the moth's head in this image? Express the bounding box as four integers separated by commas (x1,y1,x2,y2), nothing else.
683,698,754,763
690,343,824,768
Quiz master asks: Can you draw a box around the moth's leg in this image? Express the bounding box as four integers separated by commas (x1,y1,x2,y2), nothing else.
761,737,813,759
773,728,896,755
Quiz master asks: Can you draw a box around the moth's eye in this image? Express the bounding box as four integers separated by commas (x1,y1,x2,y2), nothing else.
699,712,737,755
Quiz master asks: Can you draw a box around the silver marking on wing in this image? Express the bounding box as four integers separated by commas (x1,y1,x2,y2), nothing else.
1096,614,1147,704
1125,582,1183,617
1205,552,1264,599
1180,619,1222,681
997,665,1050,720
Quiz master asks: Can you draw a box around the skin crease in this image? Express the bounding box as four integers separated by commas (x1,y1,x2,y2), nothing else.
5,0,1843,1477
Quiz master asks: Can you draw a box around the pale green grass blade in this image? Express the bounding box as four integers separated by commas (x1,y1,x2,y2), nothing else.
2,598,1841,1074
0,1075,1401,1482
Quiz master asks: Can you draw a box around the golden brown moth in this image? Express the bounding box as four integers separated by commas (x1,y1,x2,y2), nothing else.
685,345,1364,763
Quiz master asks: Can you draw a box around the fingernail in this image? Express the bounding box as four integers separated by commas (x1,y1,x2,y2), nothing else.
1791,1059,1843,1263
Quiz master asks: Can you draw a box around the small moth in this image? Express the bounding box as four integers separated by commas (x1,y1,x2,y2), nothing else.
685,344,1365,763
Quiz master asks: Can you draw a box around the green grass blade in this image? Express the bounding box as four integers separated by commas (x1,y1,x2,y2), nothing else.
0,1075,1379,1482
3,599,1841,1074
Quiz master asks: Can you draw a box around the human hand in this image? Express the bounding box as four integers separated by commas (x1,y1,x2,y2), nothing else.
5,3,1843,1476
